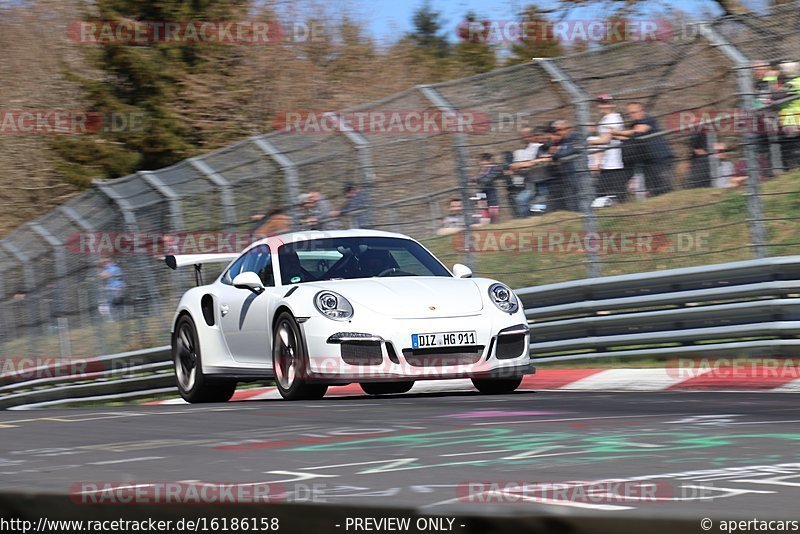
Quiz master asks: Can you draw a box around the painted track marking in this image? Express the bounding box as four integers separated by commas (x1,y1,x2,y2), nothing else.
88,456,165,465
473,413,694,426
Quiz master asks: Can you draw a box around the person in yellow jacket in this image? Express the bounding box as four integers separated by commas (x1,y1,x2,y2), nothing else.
779,62,800,169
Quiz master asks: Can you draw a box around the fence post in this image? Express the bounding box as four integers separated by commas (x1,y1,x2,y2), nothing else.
138,170,188,303
60,203,103,354
0,264,4,340
60,205,94,233
769,131,783,175
418,84,475,271
94,181,160,319
0,265,8,348
537,59,601,277
429,198,442,235
188,157,237,231
252,136,302,230
707,129,720,186
28,222,68,350
138,171,186,232
698,23,768,258
0,239,39,355
323,112,375,228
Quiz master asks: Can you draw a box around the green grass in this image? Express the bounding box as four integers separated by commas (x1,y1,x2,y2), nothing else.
423,172,800,289
1,312,172,358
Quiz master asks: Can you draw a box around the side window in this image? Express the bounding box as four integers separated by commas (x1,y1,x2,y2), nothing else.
240,248,261,274
249,245,275,287
222,246,274,287
222,254,248,285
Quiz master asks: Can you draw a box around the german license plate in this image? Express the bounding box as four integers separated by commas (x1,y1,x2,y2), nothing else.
411,331,477,349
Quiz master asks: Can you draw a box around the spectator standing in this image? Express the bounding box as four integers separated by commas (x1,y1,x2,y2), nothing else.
97,257,125,322
753,61,777,108
587,94,628,201
473,153,501,223
299,191,337,230
687,126,713,188
331,182,368,228
549,120,582,212
752,60,779,171
508,127,550,217
437,198,466,236
778,62,800,169
712,143,748,189
614,102,674,197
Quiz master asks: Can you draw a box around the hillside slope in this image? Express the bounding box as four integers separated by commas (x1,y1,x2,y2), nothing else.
424,172,800,288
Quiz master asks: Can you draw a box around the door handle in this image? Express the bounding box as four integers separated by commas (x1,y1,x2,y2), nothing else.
220,303,230,317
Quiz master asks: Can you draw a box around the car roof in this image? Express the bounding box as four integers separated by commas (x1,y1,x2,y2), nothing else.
251,229,415,248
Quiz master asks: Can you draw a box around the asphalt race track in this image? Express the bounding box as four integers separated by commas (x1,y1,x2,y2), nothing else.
1,390,800,523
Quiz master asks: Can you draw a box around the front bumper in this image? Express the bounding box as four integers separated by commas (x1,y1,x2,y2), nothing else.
301,314,533,383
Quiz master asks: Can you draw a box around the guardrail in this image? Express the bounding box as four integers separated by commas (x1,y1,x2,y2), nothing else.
2,256,800,408
0,346,172,410
524,256,800,363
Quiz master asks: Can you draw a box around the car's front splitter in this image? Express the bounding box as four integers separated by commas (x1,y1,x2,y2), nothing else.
300,314,531,383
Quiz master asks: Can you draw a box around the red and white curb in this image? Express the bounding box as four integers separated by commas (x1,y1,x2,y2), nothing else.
144,367,800,405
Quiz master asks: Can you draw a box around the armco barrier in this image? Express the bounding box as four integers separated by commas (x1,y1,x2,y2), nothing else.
0,346,171,409
523,256,800,363
3,257,800,408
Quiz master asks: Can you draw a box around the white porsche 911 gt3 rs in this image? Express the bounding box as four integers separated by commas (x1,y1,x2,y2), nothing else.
166,229,533,402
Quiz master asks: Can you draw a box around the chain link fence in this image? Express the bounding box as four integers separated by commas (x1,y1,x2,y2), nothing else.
1,6,799,358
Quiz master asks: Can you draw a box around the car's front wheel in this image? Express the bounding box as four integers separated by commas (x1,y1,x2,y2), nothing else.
360,381,414,395
173,315,237,403
471,376,523,395
272,312,328,401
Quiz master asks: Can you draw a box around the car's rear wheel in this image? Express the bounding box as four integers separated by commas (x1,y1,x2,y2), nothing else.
471,376,523,395
360,381,415,395
173,315,237,403
272,312,328,401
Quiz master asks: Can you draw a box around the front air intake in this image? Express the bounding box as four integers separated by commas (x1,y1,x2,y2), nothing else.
341,342,383,366
402,346,484,367
495,334,526,359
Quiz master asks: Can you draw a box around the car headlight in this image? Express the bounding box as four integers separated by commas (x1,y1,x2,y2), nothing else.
488,283,519,313
314,291,354,321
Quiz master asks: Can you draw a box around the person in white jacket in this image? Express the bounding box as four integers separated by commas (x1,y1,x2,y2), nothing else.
588,94,628,202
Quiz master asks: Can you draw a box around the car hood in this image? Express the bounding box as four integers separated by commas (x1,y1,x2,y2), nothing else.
307,277,484,319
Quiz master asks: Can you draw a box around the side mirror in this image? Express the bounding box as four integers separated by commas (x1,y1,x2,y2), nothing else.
452,263,473,279
232,271,264,294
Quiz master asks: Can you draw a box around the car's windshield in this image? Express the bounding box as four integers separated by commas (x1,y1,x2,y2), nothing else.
277,236,451,284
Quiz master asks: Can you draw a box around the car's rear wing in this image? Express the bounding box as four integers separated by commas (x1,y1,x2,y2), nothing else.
165,253,240,285
165,253,240,270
